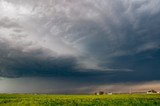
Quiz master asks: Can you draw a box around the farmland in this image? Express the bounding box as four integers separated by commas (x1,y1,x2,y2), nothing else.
0,94,160,106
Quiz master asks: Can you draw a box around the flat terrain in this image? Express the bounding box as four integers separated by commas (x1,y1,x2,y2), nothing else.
0,94,160,106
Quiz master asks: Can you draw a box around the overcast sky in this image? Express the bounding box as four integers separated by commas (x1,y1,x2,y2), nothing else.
0,0,160,93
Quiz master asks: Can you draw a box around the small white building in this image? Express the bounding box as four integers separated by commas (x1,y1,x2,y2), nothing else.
107,92,113,95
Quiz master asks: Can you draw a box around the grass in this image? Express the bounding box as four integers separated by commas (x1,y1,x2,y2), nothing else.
0,94,160,106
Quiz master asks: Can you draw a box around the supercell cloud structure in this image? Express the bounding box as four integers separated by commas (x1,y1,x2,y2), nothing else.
0,0,160,93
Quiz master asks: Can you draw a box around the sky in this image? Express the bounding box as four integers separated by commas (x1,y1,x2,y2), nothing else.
0,0,160,93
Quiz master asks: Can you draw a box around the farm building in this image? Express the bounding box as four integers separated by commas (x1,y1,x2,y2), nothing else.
107,92,113,95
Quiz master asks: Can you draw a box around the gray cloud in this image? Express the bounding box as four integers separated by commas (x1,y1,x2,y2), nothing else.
0,17,21,29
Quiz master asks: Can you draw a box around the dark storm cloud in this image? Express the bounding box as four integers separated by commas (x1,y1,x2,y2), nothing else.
0,39,132,82
0,39,76,77
0,0,160,85
0,38,134,83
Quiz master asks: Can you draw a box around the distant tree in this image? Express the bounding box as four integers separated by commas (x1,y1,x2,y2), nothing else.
94,92,98,95
99,91,104,95
150,90,157,93
147,89,157,94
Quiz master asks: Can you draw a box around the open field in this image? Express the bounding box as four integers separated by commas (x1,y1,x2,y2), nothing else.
0,94,160,106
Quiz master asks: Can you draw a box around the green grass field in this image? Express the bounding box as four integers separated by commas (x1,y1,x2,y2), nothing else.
0,94,160,106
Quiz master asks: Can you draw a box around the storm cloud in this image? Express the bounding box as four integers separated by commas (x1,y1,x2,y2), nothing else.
0,0,160,93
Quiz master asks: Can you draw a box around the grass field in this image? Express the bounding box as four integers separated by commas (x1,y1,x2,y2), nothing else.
0,94,160,106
